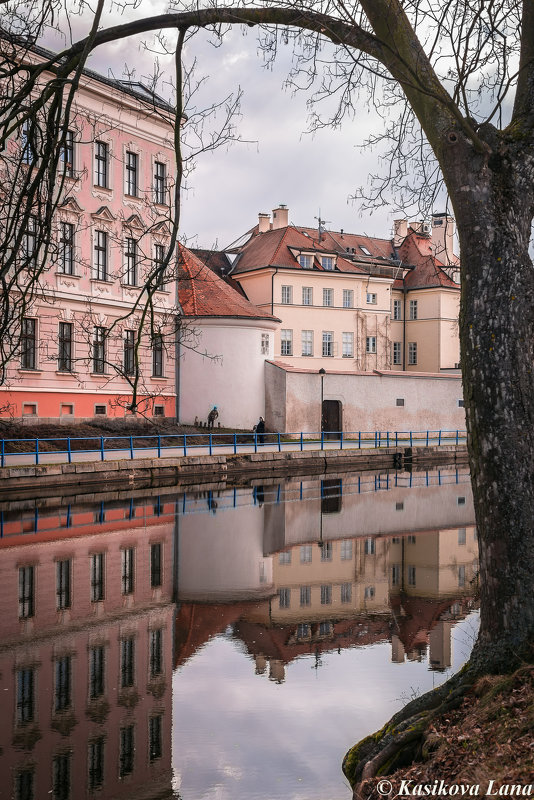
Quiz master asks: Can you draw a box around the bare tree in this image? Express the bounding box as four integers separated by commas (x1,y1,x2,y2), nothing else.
2,0,534,786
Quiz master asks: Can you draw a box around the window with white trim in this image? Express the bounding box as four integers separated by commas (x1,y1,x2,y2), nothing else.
366,336,376,354
94,141,109,188
302,286,313,305
154,161,167,204
298,254,312,268
343,289,354,308
409,299,418,319
261,333,270,354
408,342,417,365
301,330,313,356
59,222,75,274
322,331,334,357
124,238,138,286
281,329,293,356
323,288,333,307
392,341,402,365
281,285,292,304
366,292,377,304
94,230,108,281
393,298,401,319
342,332,354,358
321,256,334,270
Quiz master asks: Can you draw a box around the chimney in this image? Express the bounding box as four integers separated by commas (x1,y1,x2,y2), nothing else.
258,212,270,233
432,213,456,265
272,204,288,230
393,219,408,247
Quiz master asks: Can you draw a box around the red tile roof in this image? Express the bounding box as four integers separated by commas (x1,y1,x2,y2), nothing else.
178,245,279,321
394,228,459,290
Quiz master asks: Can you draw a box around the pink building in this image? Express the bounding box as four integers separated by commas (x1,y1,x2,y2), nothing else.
0,497,176,799
1,45,178,422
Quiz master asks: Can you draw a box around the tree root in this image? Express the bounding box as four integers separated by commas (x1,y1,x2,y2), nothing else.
342,668,475,797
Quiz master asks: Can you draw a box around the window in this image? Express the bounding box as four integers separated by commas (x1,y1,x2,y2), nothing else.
360,245,372,255
94,141,109,188
281,329,293,356
90,553,104,602
364,537,376,555
366,292,377,304
343,289,354,308
60,130,74,177
366,336,376,354
19,566,34,618
409,299,418,320
297,623,310,638
302,286,313,305
457,496,466,506
301,330,313,357
149,715,163,761
408,565,416,586
458,399,465,407
16,668,34,724
15,768,34,800
393,299,401,320
279,551,291,564
52,753,70,800
55,656,71,711
124,238,138,286
120,638,135,687
279,588,290,608
59,222,74,274
342,332,354,358
119,726,134,777
152,334,164,377
319,621,332,636
341,583,352,603
89,646,105,699
20,318,36,369
154,161,167,204
298,254,312,268
300,545,312,563
56,559,71,610
392,341,402,365
300,586,311,606
21,120,37,166
340,540,353,560
364,586,376,599
408,535,416,544
93,230,108,281
125,151,138,196
261,333,270,354
150,543,162,587
322,331,334,357
458,565,466,588
153,243,166,289
320,541,333,561
408,342,418,365
88,737,105,791
391,564,401,586
93,327,106,374
396,398,405,407
320,584,332,605
121,548,134,595
150,629,163,676
321,256,334,270
458,528,467,545
396,501,404,510
124,331,135,376
58,322,73,372
281,285,292,304
323,288,333,307
23,216,37,264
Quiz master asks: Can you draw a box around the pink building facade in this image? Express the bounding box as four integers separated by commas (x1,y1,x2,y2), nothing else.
1,47,178,422
0,497,176,799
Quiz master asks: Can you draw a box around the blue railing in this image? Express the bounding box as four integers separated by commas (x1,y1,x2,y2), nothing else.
0,429,467,467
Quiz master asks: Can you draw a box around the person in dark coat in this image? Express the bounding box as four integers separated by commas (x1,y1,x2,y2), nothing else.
254,416,265,444
207,406,218,428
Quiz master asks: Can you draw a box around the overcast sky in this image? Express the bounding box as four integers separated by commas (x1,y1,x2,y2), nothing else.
46,4,413,249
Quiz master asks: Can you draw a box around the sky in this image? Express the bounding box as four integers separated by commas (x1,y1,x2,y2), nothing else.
44,2,417,249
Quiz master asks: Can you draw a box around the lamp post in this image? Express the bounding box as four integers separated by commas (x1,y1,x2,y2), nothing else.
319,368,326,433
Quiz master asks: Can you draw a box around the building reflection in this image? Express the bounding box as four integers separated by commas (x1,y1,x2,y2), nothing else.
0,497,177,800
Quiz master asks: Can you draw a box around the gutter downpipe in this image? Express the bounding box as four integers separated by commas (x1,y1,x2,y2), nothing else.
402,284,407,371
271,267,278,316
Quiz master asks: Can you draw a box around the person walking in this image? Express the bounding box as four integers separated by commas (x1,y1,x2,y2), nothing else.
254,416,265,444
207,406,218,428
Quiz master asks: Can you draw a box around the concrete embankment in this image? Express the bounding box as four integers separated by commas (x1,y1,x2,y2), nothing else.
0,445,468,494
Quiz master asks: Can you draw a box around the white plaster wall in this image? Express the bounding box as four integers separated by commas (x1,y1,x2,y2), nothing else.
179,318,278,429
265,363,466,433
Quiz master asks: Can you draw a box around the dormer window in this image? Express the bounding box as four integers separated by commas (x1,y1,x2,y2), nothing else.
298,254,312,269
321,256,334,270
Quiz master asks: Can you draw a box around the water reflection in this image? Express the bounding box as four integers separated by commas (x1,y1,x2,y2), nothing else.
0,467,479,800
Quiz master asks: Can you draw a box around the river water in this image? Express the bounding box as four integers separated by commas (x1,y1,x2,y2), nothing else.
0,467,479,800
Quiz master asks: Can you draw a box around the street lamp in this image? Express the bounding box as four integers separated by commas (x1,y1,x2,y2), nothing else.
319,368,326,433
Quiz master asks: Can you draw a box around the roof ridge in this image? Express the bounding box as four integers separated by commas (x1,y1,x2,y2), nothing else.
271,226,291,263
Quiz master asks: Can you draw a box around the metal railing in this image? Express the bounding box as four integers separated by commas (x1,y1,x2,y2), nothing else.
0,429,467,467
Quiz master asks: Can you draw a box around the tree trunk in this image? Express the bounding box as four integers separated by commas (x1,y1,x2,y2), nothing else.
450,142,534,672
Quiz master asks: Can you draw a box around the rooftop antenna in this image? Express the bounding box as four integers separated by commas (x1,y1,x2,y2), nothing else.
315,210,331,240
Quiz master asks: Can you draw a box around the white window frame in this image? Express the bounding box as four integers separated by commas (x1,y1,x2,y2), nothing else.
323,288,333,307
366,336,376,354
366,292,377,304
393,298,401,320
342,332,354,358
302,286,313,305
409,299,418,320
281,329,293,356
301,330,313,357
281,285,292,304
261,333,270,355
322,331,334,357
408,341,417,365
321,256,334,270
343,289,354,308
392,341,402,365
298,254,312,268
